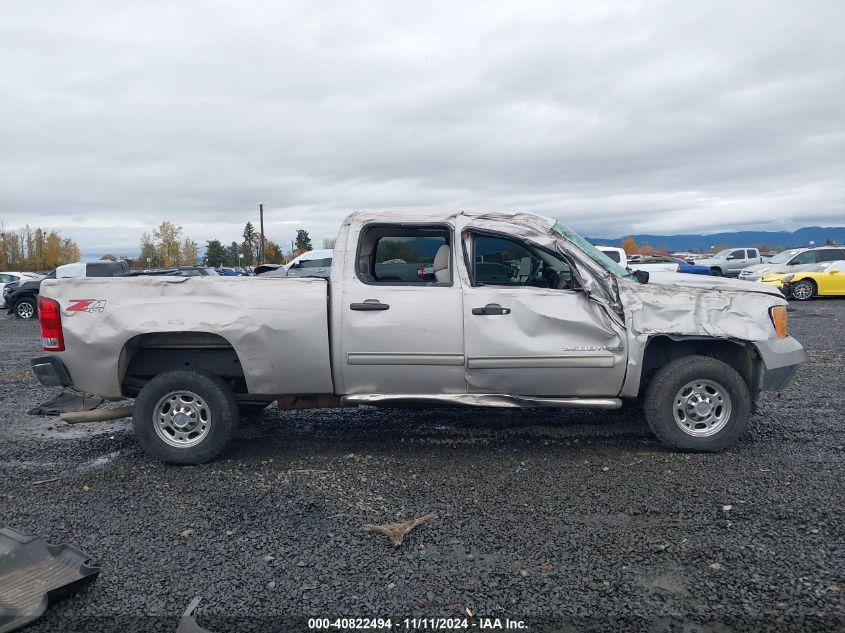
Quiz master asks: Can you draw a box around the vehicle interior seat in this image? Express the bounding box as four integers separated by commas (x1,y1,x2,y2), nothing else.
433,245,450,283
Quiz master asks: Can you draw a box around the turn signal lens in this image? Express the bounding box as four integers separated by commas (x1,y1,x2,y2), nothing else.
770,305,787,338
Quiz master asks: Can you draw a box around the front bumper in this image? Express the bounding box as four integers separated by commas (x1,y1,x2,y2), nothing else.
752,337,805,391
30,356,72,388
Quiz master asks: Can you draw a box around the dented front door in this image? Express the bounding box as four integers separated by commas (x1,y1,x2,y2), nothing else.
460,232,627,397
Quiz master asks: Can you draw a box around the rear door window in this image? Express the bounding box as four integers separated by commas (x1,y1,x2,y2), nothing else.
790,251,819,265
357,225,451,285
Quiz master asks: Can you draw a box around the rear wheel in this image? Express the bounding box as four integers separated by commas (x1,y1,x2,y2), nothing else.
13,297,37,319
790,279,815,301
133,369,239,464
644,355,751,452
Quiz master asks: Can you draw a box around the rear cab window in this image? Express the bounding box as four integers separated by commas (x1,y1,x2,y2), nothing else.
357,225,451,285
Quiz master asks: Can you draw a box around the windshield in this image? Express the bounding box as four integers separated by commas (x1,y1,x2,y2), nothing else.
552,223,634,280
714,249,733,258
769,249,800,264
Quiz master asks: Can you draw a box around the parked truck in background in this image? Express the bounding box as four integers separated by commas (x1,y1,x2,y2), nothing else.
696,248,765,277
31,211,803,464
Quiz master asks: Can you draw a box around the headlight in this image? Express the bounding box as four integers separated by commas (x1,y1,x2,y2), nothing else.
782,274,794,283
769,305,788,338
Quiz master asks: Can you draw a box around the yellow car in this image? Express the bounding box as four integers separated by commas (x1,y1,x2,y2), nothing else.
759,260,845,300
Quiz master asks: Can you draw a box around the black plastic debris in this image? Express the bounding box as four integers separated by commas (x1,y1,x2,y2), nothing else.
0,524,100,633
26,391,104,416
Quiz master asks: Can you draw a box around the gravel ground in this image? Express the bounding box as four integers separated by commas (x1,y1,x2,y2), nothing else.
1,301,843,632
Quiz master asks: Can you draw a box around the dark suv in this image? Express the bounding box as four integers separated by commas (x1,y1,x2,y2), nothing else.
5,260,129,319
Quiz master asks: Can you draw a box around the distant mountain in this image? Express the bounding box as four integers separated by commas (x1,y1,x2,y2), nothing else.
586,226,845,251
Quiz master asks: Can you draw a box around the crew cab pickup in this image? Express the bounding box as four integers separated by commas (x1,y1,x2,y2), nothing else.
31,211,804,463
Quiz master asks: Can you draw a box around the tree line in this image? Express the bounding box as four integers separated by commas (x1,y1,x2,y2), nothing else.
0,218,328,272
0,224,81,272
139,221,318,269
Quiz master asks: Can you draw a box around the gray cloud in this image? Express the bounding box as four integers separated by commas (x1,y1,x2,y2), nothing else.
1,0,843,258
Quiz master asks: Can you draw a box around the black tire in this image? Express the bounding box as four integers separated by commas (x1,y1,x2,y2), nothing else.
13,297,37,319
710,268,722,277
644,355,751,452
239,401,273,417
790,279,816,301
133,369,239,464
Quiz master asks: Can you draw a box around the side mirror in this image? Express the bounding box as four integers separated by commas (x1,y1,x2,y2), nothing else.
633,269,649,284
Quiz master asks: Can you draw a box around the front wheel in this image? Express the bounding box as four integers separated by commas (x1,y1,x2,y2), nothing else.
644,355,751,452
14,297,37,319
133,369,239,464
790,279,815,301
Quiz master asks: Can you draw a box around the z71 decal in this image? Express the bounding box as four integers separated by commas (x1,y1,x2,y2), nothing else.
66,299,107,314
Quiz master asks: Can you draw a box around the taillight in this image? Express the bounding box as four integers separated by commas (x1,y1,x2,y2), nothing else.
38,296,65,351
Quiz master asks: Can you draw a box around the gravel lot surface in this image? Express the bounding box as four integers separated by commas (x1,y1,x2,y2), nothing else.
1,301,843,632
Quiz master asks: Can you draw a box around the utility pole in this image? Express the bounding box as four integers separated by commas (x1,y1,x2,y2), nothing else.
259,203,265,263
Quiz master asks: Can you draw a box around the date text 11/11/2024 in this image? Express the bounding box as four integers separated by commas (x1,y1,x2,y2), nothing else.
308,617,528,630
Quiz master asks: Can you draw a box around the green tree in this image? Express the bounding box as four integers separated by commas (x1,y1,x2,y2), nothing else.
227,241,240,267
242,221,257,264
205,240,227,267
295,229,312,251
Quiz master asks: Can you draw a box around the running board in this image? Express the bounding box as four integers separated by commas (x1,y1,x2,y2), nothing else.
341,394,622,409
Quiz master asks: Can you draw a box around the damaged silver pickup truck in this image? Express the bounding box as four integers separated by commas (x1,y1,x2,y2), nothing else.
31,211,804,463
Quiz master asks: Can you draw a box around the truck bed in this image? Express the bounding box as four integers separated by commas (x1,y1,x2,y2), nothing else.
39,276,333,398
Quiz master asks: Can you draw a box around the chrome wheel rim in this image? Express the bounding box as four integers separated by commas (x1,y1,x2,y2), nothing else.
792,281,813,300
153,390,211,448
673,379,732,437
17,302,34,318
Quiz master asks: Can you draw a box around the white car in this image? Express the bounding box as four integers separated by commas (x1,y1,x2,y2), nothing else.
0,271,42,286
595,247,678,273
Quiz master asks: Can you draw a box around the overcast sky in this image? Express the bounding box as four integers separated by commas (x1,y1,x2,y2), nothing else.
2,0,844,258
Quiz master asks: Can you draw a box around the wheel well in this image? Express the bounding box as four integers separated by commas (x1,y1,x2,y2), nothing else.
120,332,247,397
640,336,760,397
794,277,816,289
